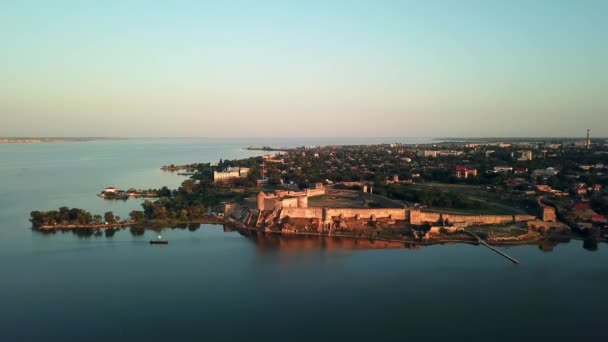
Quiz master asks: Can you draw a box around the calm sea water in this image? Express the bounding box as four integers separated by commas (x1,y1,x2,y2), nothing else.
0,138,606,341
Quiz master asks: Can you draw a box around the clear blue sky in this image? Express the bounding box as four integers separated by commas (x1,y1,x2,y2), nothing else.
1,1,606,137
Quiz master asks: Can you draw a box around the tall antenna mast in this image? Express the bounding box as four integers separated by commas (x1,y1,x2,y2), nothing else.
586,129,590,149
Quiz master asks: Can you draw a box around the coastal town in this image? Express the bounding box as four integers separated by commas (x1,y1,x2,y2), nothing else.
31,133,608,250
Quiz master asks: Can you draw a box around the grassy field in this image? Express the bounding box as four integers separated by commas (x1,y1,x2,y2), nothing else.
408,182,528,215
308,194,366,208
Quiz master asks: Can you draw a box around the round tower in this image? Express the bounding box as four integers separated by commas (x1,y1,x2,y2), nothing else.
297,195,308,208
257,191,266,211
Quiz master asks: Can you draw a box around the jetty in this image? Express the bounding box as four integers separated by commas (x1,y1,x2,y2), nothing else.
465,230,520,264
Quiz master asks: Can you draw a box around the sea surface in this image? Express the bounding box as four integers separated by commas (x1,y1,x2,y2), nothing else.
0,138,606,341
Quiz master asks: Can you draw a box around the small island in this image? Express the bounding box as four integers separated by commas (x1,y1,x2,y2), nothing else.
30,139,608,252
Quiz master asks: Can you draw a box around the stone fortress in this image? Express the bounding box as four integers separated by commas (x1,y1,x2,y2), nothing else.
226,186,545,232
256,188,326,211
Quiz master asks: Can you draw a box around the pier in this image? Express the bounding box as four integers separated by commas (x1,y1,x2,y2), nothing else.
465,230,520,264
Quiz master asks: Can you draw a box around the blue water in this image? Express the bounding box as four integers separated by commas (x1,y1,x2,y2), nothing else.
0,138,606,341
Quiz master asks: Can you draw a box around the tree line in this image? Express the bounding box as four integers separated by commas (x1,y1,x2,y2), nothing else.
30,207,121,228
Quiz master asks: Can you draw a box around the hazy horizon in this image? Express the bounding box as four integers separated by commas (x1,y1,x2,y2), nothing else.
1,1,606,137
2,135,605,140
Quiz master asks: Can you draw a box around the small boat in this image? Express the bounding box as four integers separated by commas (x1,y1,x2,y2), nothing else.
150,235,168,245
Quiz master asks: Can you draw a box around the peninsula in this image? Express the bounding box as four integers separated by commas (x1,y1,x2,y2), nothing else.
30,137,608,248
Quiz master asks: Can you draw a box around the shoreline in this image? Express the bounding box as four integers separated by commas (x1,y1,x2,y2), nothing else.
34,218,599,247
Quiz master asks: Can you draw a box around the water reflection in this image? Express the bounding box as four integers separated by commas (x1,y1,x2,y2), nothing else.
188,223,200,231
31,225,605,253
538,238,571,252
238,229,418,252
129,227,145,236
583,238,599,251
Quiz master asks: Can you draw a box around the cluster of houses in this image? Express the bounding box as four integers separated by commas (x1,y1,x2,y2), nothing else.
99,186,157,199
571,204,607,230
213,167,250,183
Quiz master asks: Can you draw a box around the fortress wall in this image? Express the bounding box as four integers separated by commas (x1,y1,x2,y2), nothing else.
263,198,279,211
277,194,537,226
281,197,299,208
305,188,326,197
412,210,536,225
515,214,537,221
279,207,406,221
414,211,441,224
325,208,406,220
274,190,289,197
280,208,324,220
442,214,515,224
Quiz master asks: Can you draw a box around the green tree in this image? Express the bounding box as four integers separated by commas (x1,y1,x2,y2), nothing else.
104,211,116,224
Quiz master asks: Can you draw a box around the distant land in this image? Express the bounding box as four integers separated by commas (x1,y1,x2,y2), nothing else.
0,137,126,144
438,137,608,142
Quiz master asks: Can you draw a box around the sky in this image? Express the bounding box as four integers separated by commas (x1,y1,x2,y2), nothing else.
0,0,606,138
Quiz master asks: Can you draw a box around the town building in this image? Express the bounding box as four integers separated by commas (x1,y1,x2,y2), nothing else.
532,167,558,177
437,150,463,156
213,167,250,183
536,185,553,193
263,155,285,164
517,150,533,161
454,166,477,179
256,178,269,187
545,143,561,149
417,150,437,158
493,165,513,173
572,204,599,220
514,167,528,175
592,214,607,224
541,205,557,222
574,187,587,196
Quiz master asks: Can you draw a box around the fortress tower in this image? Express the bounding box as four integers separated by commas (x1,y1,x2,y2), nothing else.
409,208,421,225
257,191,266,210
297,195,308,208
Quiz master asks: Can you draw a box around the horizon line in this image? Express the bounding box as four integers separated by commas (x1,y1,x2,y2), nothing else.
1,135,605,140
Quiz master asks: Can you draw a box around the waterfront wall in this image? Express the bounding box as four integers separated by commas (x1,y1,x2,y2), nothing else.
325,208,406,221
280,208,324,219
279,207,406,222
281,207,535,226
409,209,535,226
